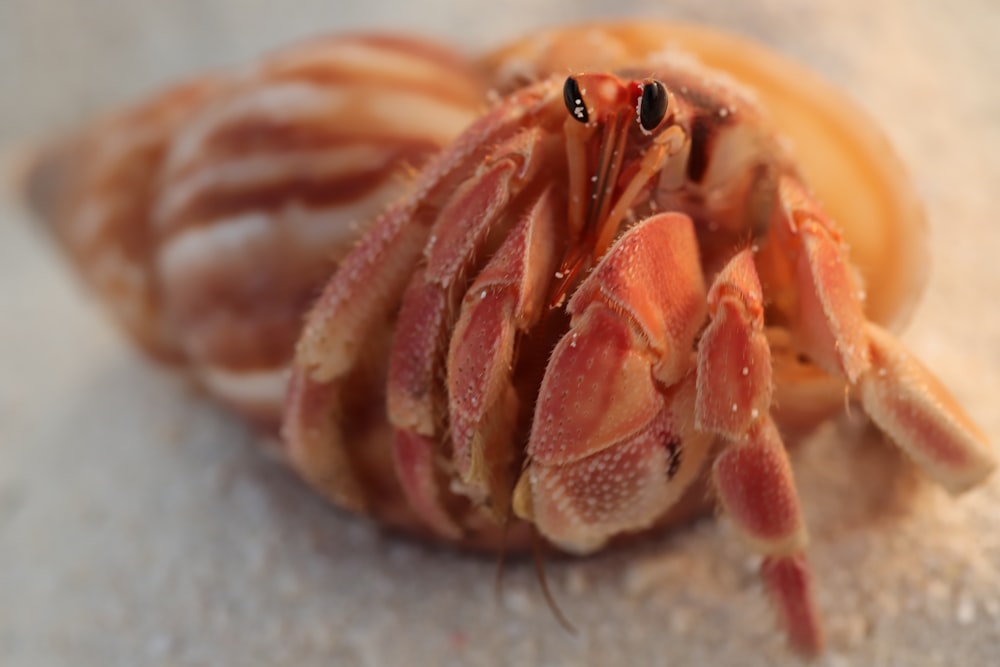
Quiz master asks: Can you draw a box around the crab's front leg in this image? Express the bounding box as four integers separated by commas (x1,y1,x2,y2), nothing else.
284,83,558,513
513,212,712,551
385,127,561,535
696,250,822,654
770,177,995,493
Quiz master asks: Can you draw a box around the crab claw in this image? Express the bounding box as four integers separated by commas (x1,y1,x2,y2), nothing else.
513,212,712,552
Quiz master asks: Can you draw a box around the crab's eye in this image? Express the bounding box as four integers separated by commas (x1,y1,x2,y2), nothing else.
563,76,588,123
639,80,669,132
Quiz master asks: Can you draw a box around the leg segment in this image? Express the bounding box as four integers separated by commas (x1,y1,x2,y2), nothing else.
713,418,806,557
858,323,993,493
695,250,772,439
761,554,824,656
713,418,822,654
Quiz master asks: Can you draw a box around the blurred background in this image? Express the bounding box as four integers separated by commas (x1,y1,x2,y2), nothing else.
1,0,996,149
2,1,1000,666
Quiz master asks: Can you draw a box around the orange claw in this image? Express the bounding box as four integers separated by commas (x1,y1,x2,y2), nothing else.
514,213,712,552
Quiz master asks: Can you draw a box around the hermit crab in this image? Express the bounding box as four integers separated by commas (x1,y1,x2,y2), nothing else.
27,21,995,655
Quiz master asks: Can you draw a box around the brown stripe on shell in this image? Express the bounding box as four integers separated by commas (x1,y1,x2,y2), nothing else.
197,101,475,156
161,35,488,183
150,40,486,396
162,82,480,183
154,60,486,238
32,33,488,424
159,143,436,238
197,117,442,157
159,209,364,370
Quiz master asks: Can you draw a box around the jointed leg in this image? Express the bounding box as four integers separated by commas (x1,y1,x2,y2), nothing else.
283,83,559,511
697,249,822,654
773,176,995,492
387,130,552,534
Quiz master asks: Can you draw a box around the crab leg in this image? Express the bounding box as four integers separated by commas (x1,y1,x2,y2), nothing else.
695,250,821,654
387,128,557,535
695,250,773,439
387,128,547,437
293,83,555,383
283,84,558,509
513,212,711,552
773,176,995,493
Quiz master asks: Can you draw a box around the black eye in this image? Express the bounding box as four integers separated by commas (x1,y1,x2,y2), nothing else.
563,77,588,123
639,80,669,132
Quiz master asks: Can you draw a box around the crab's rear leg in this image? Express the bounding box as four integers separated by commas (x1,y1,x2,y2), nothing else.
513,212,712,552
772,177,995,493
696,250,822,654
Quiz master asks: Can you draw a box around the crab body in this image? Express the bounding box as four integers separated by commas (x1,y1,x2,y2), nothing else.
284,45,994,652
28,22,995,656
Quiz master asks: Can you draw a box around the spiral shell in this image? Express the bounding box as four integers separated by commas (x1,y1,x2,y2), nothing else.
31,34,488,427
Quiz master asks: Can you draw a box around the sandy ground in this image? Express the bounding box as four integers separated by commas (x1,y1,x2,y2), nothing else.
3,1,1000,665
